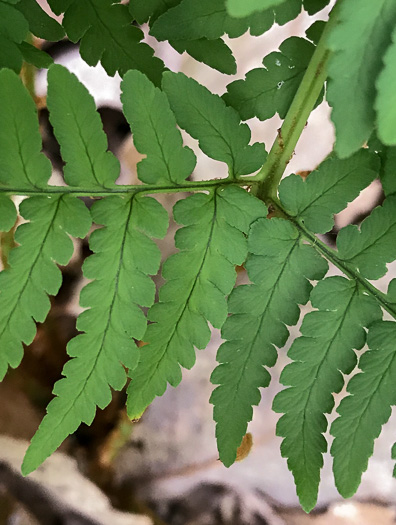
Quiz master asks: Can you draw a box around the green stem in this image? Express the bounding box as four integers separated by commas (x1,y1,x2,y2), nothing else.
269,197,396,321
0,178,259,198
255,2,341,200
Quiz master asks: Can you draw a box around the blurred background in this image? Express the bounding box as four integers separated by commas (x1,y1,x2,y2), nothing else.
1,1,396,524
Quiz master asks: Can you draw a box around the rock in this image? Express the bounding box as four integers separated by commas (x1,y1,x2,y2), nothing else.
280,502,396,525
0,436,152,525
115,329,396,518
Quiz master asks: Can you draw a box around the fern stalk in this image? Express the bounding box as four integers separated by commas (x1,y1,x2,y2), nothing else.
270,196,396,319
0,178,260,197
256,1,341,200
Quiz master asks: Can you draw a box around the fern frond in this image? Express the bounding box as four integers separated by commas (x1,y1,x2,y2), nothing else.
22,194,168,475
121,70,197,185
210,217,328,467
0,69,92,379
327,0,396,157
337,195,396,279
151,0,329,41
16,0,65,41
278,150,379,233
162,72,267,178
130,1,237,74
150,0,274,40
0,0,28,72
170,38,237,75
47,65,120,188
18,42,53,69
331,320,396,497
21,63,172,473
376,27,396,145
129,0,181,25
0,68,51,188
273,277,381,511
0,196,91,381
223,37,317,122
377,145,396,197
48,0,164,83
0,196,16,232
127,186,266,419
226,0,286,18
226,0,330,19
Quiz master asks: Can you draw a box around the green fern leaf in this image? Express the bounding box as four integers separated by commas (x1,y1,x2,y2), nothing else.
278,150,379,234
0,1,29,72
210,217,328,468
0,196,17,232
0,195,91,381
0,69,51,188
337,195,396,280
127,186,266,419
151,0,328,41
16,0,65,41
376,28,396,145
22,194,168,475
273,277,381,511
50,0,164,83
121,70,197,185
46,0,72,14
47,64,120,188
0,71,92,380
151,0,275,40
327,0,396,158
331,320,396,497
223,37,317,121
170,38,237,75
129,0,181,24
162,72,267,178
17,42,54,69
303,0,330,14
377,146,396,197
226,0,286,18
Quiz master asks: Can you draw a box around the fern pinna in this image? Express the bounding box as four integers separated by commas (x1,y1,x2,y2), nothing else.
2,0,396,513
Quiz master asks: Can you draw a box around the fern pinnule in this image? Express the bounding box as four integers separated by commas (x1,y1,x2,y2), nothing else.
22,194,168,475
121,69,197,185
211,216,328,468
273,277,381,511
331,320,396,497
127,186,266,419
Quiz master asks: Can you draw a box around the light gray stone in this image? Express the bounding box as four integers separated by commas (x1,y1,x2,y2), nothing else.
0,436,152,525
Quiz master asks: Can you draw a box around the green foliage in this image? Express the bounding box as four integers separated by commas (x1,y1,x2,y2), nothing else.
211,217,327,467
162,72,267,177
16,0,64,41
59,0,165,83
170,38,237,75
331,320,396,497
22,194,167,475
121,70,197,185
278,150,379,233
376,29,396,145
0,68,51,189
327,0,396,157
337,196,396,280
151,0,287,41
0,68,92,382
273,277,381,511
2,0,396,515
223,37,317,121
226,0,287,18
127,186,267,419
47,65,120,188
